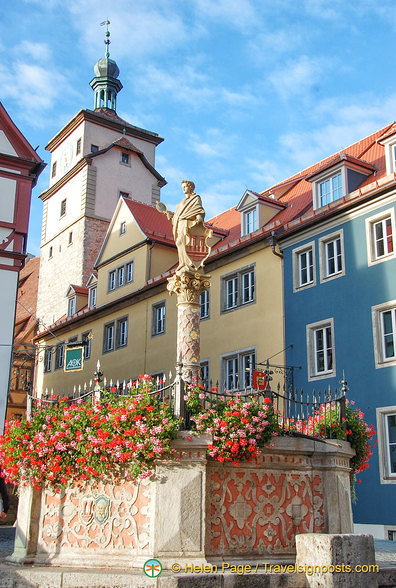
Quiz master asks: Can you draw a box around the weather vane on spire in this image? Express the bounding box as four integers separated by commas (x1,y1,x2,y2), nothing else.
100,19,111,58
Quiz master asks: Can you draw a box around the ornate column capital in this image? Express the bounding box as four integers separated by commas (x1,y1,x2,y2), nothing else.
167,270,210,305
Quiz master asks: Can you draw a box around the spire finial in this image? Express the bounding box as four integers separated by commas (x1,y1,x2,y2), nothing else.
100,19,111,58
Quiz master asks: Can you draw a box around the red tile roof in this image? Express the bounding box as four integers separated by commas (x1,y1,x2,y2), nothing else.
70,285,89,296
123,198,175,245
257,123,393,231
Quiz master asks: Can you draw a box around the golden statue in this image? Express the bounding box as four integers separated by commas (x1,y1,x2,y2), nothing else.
157,181,213,272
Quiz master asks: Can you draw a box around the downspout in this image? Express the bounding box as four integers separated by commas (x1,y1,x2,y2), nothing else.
147,240,155,280
268,231,283,259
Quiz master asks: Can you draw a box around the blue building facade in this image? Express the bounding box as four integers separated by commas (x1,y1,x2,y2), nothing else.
278,147,396,538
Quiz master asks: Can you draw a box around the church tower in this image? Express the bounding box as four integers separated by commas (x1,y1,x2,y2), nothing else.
36,24,166,329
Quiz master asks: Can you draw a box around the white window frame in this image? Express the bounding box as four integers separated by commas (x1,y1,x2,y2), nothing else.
152,302,166,336
108,270,116,291
126,261,134,283
372,300,396,368
365,208,395,266
120,221,126,235
312,165,345,210
376,406,396,484
200,360,210,389
319,229,345,283
221,348,256,392
116,317,128,348
292,241,316,292
221,264,256,313
117,266,124,287
108,260,134,292
200,289,209,320
306,318,335,381
242,206,258,236
88,286,97,308
383,140,396,175
67,296,77,317
103,322,115,353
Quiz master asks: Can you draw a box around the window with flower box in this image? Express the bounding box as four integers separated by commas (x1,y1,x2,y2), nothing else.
221,265,255,312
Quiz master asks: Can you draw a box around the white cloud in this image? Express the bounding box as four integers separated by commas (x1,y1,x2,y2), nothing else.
134,63,255,113
279,93,396,169
200,179,245,218
193,0,257,32
187,128,234,159
269,55,327,100
246,158,287,189
0,41,69,124
66,0,191,61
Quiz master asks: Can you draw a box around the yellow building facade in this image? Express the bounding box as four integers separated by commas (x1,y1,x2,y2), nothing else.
35,195,285,395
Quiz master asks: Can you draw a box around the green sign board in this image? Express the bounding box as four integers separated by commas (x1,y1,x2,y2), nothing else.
64,347,84,372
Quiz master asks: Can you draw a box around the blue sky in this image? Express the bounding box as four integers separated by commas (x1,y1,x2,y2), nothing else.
2,0,396,255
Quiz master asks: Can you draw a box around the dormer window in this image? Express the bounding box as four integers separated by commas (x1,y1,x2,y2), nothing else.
308,154,375,211
88,286,97,308
236,189,287,238
243,208,257,235
67,296,77,317
319,172,343,207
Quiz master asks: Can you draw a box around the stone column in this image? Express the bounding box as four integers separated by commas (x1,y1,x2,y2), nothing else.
167,270,210,417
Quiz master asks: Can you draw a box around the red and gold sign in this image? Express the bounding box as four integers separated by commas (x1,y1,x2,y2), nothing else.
253,370,268,390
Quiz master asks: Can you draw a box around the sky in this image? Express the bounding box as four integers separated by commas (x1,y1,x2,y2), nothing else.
2,0,396,255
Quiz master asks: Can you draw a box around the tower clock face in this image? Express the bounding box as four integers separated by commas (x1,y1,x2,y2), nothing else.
61,143,73,173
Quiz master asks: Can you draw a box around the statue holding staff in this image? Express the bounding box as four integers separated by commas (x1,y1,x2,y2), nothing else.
156,181,212,272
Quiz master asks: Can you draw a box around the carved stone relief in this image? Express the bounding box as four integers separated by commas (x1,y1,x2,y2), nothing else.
207,465,324,557
38,479,151,555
